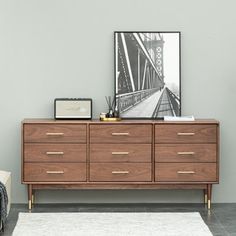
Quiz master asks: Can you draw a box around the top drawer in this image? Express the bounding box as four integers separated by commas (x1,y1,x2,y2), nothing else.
90,124,152,143
24,124,86,143
155,124,217,143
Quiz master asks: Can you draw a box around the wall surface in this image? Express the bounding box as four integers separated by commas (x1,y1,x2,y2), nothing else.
0,0,236,203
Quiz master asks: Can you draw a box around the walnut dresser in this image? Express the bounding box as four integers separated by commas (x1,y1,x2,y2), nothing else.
22,119,219,210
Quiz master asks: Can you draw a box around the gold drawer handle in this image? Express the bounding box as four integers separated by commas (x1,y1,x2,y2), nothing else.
177,171,195,174
177,152,195,155
177,132,195,136
46,132,64,136
112,171,129,174
46,152,64,155
112,133,130,136
112,152,129,155
46,171,64,174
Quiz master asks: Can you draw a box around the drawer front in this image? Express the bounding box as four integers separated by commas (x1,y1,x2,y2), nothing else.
90,125,152,143
155,163,217,182
155,125,217,143
90,163,151,182
24,144,86,163
155,144,216,163
24,124,86,143
24,163,86,182
90,144,151,163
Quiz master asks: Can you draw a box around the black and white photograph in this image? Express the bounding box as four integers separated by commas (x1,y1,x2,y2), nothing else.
115,31,181,119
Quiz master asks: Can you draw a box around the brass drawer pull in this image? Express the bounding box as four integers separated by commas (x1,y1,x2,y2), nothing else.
177,171,195,174
46,132,64,136
112,171,129,174
46,152,64,155
177,132,195,136
177,152,195,155
46,171,64,174
112,152,129,155
112,133,130,136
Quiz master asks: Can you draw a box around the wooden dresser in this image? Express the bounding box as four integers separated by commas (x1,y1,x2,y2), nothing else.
22,119,219,209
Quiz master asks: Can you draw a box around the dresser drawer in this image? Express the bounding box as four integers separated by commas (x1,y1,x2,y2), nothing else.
90,144,151,163
155,144,216,163
24,124,86,143
90,163,151,182
24,163,86,182
24,144,86,163
155,163,217,182
155,125,217,143
90,125,152,143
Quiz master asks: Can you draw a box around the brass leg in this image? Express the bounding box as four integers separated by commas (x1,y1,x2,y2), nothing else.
32,194,34,204
28,184,32,210
207,184,212,210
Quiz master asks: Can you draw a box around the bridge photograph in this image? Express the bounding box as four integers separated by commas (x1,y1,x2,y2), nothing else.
115,32,180,118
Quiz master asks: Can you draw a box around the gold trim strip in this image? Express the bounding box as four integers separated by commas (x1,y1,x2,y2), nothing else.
46,171,64,174
112,133,130,136
46,152,64,155
46,133,64,136
177,132,195,136
112,152,129,155
112,171,129,174
177,171,195,174
177,152,195,155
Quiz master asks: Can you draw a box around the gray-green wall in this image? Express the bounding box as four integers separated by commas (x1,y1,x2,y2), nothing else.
0,0,235,203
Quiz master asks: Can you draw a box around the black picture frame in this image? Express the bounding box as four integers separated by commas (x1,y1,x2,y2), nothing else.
114,31,181,119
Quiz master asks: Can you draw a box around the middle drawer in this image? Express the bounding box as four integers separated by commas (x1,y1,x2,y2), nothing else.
90,144,151,163
90,124,152,143
24,143,86,162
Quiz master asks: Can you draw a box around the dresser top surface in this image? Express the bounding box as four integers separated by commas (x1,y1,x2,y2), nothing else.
22,118,219,125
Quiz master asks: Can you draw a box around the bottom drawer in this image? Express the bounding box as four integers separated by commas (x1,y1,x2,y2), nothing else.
90,163,151,182
155,163,217,182
24,163,86,182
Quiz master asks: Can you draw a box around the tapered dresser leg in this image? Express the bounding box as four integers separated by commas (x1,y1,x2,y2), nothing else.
207,184,212,210
28,184,32,210
204,189,207,204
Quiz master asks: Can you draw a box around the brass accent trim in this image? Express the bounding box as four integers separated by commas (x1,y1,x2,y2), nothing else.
112,152,129,155
46,132,64,136
204,194,207,204
28,200,32,210
46,151,64,155
32,194,34,204
112,133,130,136
208,200,211,209
177,132,195,136
46,171,64,174
112,171,129,174
100,117,122,121
177,152,195,155
177,171,195,174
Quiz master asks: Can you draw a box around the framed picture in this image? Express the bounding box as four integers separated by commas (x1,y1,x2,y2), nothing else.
115,31,181,119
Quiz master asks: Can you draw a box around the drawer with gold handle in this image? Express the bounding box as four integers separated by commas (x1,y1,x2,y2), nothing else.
24,143,86,162
24,163,86,182
155,163,217,182
90,163,151,182
155,144,216,163
90,124,152,143
155,124,217,143
90,144,151,163
24,124,86,143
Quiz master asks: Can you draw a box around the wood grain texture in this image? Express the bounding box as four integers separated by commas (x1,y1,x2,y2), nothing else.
24,124,87,143
155,144,216,163
90,124,152,143
24,163,86,182
155,163,217,182
155,124,217,143
90,163,151,182
90,144,151,163
24,143,86,163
